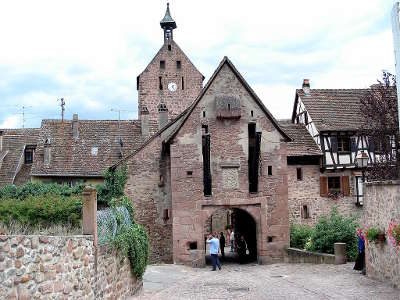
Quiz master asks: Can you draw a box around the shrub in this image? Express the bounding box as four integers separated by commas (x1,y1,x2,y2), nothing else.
290,224,314,250
310,208,359,260
0,182,85,200
366,227,380,242
0,194,82,228
96,166,127,206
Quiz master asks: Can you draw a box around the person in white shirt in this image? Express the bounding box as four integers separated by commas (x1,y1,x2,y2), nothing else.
230,230,235,252
206,233,221,271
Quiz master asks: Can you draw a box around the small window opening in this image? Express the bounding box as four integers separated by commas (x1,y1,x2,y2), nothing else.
267,236,273,243
24,148,34,164
163,209,169,221
228,103,231,110
268,166,272,176
296,168,303,181
202,111,206,118
160,60,165,69
187,171,193,176
251,110,254,117
177,61,181,69
168,44,172,51
188,241,198,250
302,205,310,219
182,77,184,90
159,76,163,90
202,124,208,134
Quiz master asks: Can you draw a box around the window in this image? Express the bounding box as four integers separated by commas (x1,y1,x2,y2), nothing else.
188,241,197,250
301,205,310,219
181,77,184,90
176,61,181,69
337,136,350,152
251,110,254,117
355,176,364,206
163,209,169,221
202,133,212,196
202,111,206,118
328,176,341,193
160,60,165,69
24,148,34,164
187,171,193,176
268,166,272,176
202,124,208,134
159,76,163,90
296,167,303,181
168,44,172,51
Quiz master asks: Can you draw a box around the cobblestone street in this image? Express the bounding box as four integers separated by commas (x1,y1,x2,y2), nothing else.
132,263,400,300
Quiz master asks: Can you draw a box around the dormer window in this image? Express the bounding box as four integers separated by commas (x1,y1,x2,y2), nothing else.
24,147,34,164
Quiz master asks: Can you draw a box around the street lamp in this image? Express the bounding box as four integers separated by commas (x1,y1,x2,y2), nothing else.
357,150,369,181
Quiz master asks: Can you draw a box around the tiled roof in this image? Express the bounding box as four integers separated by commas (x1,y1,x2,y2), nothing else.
31,119,155,178
278,120,322,157
0,128,40,186
295,89,372,131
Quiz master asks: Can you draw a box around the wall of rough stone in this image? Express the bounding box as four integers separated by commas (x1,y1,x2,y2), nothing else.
0,235,141,299
362,181,400,288
288,165,363,225
170,62,290,265
124,135,173,263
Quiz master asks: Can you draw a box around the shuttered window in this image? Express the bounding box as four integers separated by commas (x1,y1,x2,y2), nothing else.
202,134,212,196
320,176,351,197
320,177,328,196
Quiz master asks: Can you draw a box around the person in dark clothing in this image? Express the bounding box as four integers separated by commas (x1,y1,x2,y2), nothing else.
354,230,365,273
219,232,225,259
236,235,247,264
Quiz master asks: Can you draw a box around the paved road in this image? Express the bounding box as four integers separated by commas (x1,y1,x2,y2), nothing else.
131,263,400,300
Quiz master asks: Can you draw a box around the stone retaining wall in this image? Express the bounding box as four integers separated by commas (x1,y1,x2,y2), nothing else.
286,248,335,264
0,235,141,299
363,181,400,288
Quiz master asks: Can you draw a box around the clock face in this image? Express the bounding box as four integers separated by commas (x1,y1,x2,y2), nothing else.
168,82,177,92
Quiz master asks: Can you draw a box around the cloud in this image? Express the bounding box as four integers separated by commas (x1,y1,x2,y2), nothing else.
0,0,395,127
0,115,21,129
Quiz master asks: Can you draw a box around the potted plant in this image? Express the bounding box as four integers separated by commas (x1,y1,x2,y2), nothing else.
366,227,386,244
387,220,400,248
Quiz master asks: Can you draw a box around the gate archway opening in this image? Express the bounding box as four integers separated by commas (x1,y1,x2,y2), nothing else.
204,207,257,264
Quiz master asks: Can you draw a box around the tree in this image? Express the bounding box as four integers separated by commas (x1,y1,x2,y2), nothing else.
360,71,399,180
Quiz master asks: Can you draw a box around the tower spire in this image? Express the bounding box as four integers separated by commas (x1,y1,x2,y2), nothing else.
160,2,177,43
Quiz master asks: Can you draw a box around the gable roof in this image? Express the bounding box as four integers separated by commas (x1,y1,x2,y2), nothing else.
31,119,156,178
0,128,40,186
278,120,322,157
292,88,375,132
137,40,204,85
164,56,291,143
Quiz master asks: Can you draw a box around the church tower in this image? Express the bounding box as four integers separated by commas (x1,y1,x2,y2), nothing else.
137,3,204,135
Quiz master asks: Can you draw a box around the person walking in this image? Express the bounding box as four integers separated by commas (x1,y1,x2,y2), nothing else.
219,232,226,259
230,230,235,252
206,233,222,271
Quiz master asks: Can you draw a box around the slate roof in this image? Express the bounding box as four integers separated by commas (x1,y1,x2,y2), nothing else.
278,120,322,157
293,89,371,131
31,119,156,178
0,128,40,186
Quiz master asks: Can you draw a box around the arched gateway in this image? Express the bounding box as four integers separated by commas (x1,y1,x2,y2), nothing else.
204,207,258,263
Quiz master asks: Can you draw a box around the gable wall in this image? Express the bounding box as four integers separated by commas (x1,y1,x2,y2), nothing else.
138,41,203,123
170,64,289,264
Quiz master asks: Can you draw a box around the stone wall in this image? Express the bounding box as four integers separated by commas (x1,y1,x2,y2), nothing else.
288,165,363,225
286,247,335,264
362,181,400,288
0,235,141,299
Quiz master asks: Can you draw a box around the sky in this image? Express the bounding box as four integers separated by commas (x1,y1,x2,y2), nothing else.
0,0,396,128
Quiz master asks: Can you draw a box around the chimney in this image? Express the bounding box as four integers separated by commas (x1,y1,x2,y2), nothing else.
72,114,79,140
44,138,51,167
141,106,150,138
0,130,3,152
158,103,169,130
302,79,311,95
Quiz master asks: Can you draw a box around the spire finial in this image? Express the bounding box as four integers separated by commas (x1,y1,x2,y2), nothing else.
160,2,177,42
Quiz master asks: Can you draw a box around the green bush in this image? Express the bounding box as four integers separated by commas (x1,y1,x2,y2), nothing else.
0,182,85,200
290,224,314,250
366,227,380,242
0,194,82,228
310,208,358,260
96,166,127,206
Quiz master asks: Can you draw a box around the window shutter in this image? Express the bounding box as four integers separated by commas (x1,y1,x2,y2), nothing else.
350,137,357,152
330,137,338,152
341,176,350,196
320,177,328,196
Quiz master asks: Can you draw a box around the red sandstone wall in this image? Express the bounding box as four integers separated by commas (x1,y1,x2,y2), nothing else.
138,40,203,123
170,63,289,264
